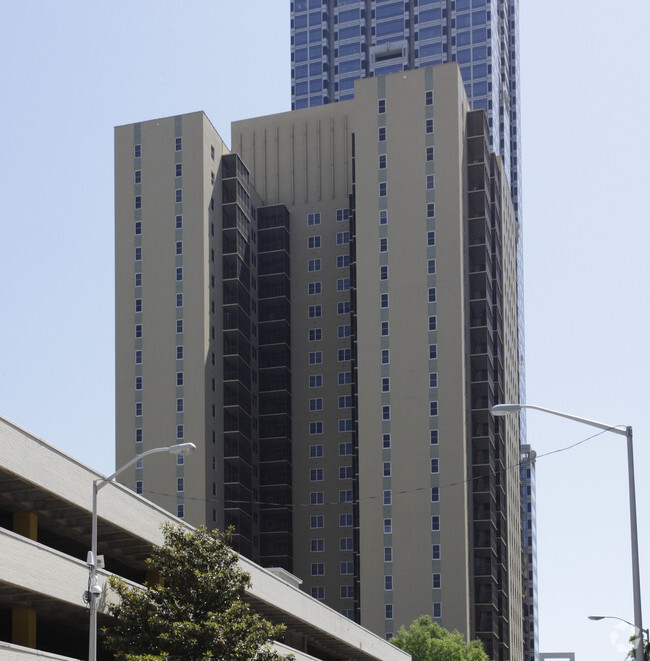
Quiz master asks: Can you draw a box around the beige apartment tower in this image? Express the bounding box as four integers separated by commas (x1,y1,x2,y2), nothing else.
115,64,523,659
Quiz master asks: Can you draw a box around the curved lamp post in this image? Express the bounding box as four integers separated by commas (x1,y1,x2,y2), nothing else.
588,615,649,642
88,442,196,661
492,403,643,661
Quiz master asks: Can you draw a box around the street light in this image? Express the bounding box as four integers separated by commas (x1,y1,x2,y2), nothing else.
588,615,649,642
491,403,644,661
87,442,196,661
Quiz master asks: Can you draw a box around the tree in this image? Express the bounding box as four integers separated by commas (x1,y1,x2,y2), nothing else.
390,615,489,661
626,634,650,661
104,524,292,661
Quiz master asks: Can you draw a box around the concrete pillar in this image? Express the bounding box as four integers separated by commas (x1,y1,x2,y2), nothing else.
12,608,37,648
14,512,37,541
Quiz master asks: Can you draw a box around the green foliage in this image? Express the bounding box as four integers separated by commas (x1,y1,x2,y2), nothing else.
103,524,292,661
625,634,650,661
390,615,489,661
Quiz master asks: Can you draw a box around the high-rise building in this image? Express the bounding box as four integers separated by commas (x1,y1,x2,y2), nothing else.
115,63,523,658
520,445,538,661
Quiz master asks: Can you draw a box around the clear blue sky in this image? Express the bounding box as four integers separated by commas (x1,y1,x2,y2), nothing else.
1,2,648,659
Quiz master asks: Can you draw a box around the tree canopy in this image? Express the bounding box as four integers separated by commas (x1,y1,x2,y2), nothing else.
390,615,489,661
103,524,291,661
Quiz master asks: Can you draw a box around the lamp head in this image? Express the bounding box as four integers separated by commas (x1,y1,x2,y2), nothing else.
491,403,522,416
588,616,605,621
168,442,196,455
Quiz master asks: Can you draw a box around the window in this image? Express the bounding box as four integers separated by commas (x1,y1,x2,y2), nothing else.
432,515,440,531
379,154,387,169
338,395,352,408
176,346,183,360
310,492,324,505
336,231,350,245
427,230,435,245
379,266,389,281
310,468,324,481
309,374,323,388
310,515,324,529
337,277,350,291
178,454,184,466
432,544,440,559
176,293,183,308
177,477,184,492
433,603,442,618
176,241,183,255
339,513,353,527
135,376,143,390
381,321,389,337
136,480,143,495
135,297,142,312
177,504,184,518
210,145,215,160
339,490,353,503
311,563,325,576
310,586,325,600
339,442,353,456
336,208,350,222
176,372,184,386
430,401,438,416
385,576,393,591
134,196,142,210
176,424,184,439
427,174,435,190
378,127,386,141
425,90,433,105
134,220,142,235
340,561,354,574
381,349,390,364
337,301,351,314
430,429,439,445
382,433,391,448
384,547,393,562
176,398,184,413
380,293,389,308
339,466,353,479
427,202,435,218
340,537,353,551
380,238,388,252
308,305,322,318
428,287,436,303
337,255,350,268
308,235,321,248
429,373,438,388
429,344,438,359
379,210,388,225
338,371,352,385
426,146,434,162
311,539,324,552
175,189,182,203
308,212,321,225
383,490,392,505
135,349,143,364
176,319,183,334
432,573,441,590
427,259,436,274
175,214,183,229
308,259,322,272
382,377,390,392
310,421,323,435
378,98,386,113
309,351,323,365
379,182,387,197
308,281,322,295
384,518,392,533
134,144,141,158
426,118,434,134
135,402,143,416
175,163,182,177
309,398,323,411
309,328,322,341
340,585,354,599
134,170,141,184
175,137,182,151
338,419,353,433
337,324,351,338
383,461,391,476
431,487,440,502
338,348,351,362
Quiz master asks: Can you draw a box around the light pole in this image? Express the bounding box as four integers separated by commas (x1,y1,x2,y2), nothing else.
589,615,649,648
87,442,196,661
491,403,644,661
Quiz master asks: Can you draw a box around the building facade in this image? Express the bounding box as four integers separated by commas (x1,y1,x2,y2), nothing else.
520,445,538,661
115,63,523,659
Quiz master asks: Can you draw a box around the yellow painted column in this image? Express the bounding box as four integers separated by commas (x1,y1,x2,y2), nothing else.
12,608,37,648
14,512,38,541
